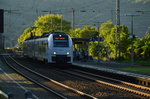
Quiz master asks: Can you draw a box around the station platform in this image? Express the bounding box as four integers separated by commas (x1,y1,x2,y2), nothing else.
72,60,150,87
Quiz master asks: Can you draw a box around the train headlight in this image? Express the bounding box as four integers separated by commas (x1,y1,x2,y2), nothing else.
53,52,56,55
67,52,69,55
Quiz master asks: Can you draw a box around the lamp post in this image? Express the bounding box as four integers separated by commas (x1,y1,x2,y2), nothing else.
125,14,140,65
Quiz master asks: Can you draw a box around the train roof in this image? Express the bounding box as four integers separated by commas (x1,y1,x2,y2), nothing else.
25,31,67,41
25,36,41,41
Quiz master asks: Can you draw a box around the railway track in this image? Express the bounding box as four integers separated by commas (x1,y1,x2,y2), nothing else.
2,55,97,99
62,69,150,98
37,67,149,98
9,56,149,99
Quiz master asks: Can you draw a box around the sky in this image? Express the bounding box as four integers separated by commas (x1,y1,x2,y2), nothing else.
0,0,150,47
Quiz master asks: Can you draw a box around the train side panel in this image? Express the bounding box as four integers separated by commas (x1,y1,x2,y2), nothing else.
23,32,73,64
34,38,48,62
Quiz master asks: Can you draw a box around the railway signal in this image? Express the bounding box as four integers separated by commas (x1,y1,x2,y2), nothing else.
0,9,4,33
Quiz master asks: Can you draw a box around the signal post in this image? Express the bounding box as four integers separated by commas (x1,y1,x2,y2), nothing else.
0,9,4,51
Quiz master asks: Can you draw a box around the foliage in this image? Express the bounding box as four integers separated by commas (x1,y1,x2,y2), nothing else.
136,60,150,66
18,26,36,49
141,31,150,59
74,26,98,56
133,37,144,58
74,26,98,38
89,42,97,57
99,21,130,59
89,22,150,60
18,14,71,49
17,13,150,61
34,14,71,35
118,25,130,59
133,28,150,59
74,21,131,60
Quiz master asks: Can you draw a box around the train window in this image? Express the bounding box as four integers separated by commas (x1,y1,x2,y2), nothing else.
53,35,69,47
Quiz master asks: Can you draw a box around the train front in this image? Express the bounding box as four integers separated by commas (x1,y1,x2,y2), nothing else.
48,33,73,64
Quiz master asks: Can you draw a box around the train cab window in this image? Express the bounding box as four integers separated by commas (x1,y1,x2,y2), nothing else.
53,34,69,47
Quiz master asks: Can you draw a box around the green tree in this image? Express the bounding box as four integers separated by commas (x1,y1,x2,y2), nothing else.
142,30,150,59
100,21,115,59
90,42,98,57
100,21,130,60
75,26,98,38
118,25,130,59
133,27,150,60
74,26,98,56
18,14,71,49
34,14,71,36
18,26,36,49
133,37,144,59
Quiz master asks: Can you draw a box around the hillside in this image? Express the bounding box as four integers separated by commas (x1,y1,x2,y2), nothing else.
0,0,150,47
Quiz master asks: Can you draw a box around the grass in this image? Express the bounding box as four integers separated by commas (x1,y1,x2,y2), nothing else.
118,59,150,66
136,60,150,66
118,67,150,75
78,58,150,75
0,95,7,99
115,59,150,75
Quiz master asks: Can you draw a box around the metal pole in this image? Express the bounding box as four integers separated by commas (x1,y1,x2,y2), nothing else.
125,14,140,65
116,0,120,60
51,18,53,31
131,16,134,65
98,23,100,62
94,21,104,62
72,8,75,37
0,34,2,51
131,16,133,36
116,0,120,26
61,15,63,31
36,9,38,17
2,35,4,50
0,34,4,51
94,22,101,62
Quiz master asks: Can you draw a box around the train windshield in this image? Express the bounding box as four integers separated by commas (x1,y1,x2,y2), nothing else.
53,34,69,47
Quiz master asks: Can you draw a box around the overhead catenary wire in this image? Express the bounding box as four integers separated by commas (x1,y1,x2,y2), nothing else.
76,12,104,27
